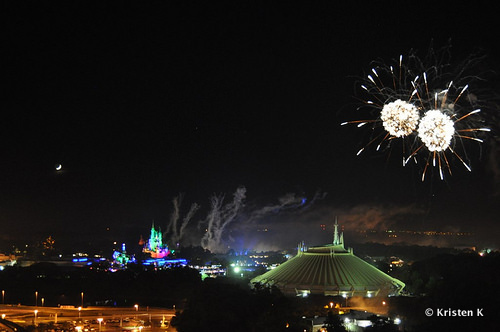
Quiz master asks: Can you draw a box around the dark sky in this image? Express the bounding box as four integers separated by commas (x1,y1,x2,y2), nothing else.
2,2,500,251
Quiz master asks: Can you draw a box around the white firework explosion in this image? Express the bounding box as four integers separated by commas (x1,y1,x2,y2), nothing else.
344,47,491,181
342,54,426,162
381,99,420,138
417,110,455,152
405,81,491,181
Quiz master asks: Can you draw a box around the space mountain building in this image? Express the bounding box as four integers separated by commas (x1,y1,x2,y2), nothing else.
251,220,405,297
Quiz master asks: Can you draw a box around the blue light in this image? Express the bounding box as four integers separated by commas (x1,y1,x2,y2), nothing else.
72,258,88,262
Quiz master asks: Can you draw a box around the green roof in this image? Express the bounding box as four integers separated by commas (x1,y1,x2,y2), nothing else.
251,221,405,297
251,248,405,296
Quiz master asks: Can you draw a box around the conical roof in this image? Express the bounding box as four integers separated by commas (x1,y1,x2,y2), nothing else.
251,221,405,297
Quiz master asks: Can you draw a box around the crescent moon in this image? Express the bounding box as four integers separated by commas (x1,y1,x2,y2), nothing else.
55,164,62,171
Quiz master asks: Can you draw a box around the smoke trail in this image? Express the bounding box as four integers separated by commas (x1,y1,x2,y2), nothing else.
165,195,181,239
179,203,200,242
165,194,200,246
201,186,246,253
248,190,327,222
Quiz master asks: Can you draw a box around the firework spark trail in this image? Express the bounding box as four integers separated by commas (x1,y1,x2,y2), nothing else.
201,186,246,253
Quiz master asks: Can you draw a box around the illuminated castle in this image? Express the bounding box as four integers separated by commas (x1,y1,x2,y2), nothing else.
112,243,136,267
251,219,405,297
142,223,170,259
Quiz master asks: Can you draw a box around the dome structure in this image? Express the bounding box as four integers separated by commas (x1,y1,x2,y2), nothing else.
251,220,405,297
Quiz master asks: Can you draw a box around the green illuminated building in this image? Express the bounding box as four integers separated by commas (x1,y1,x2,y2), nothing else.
251,220,405,297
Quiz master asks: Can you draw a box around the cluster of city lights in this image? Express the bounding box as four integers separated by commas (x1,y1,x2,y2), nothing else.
0,302,154,332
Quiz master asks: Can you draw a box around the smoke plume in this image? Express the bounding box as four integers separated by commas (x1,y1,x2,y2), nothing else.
200,186,246,253
165,194,200,246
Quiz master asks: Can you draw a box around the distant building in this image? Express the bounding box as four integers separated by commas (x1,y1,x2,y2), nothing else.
112,243,136,268
140,223,188,269
251,219,405,297
0,253,18,270
143,223,170,259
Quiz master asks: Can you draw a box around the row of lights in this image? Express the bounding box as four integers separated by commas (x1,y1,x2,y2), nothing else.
2,289,140,331
1,290,84,307
4,305,141,331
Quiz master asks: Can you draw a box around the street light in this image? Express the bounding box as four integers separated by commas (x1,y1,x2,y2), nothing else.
35,291,38,307
78,306,82,319
81,292,84,307
41,298,44,307
2,290,4,305
134,304,139,311
97,318,103,332
342,294,348,307
34,310,38,326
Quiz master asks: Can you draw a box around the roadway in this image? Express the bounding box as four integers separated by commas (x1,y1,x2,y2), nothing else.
0,305,177,332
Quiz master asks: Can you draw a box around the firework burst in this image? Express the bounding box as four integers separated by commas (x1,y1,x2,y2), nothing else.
343,46,491,181
417,110,455,152
406,81,490,180
381,99,420,138
341,54,426,161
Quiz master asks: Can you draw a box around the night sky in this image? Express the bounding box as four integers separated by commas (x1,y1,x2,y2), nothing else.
3,2,500,252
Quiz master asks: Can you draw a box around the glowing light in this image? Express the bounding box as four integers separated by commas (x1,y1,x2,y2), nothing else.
97,318,103,332
380,99,420,137
418,110,454,152
143,223,170,258
344,45,492,180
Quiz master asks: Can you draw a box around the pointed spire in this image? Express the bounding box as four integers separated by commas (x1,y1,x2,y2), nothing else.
333,216,339,245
